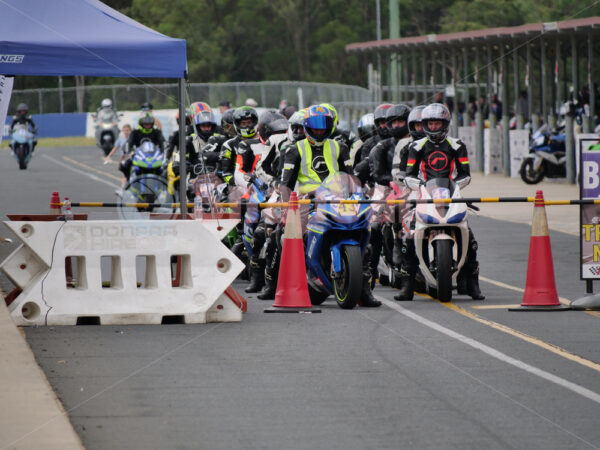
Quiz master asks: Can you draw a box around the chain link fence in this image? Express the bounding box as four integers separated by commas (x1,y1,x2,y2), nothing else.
11,80,373,116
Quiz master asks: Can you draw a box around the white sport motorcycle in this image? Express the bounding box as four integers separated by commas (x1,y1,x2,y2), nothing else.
405,177,470,302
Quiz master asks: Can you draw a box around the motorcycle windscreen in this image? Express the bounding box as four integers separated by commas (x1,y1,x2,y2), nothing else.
314,173,369,225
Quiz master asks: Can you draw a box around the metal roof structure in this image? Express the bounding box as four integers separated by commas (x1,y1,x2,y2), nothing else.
346,17,600,52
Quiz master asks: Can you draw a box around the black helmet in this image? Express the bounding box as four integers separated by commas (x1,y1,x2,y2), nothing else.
357,113,376,141
221,108,235,137
386,104,411,139
258,111,289,142
233,106,258,138
408,105,427,140
16,103,28,116
141,102,153,111
288,110,306,141
373,103,393,138
138,112,155,134
421,103,451,143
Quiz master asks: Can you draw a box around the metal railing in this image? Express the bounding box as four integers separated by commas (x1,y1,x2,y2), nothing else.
10,80,373,115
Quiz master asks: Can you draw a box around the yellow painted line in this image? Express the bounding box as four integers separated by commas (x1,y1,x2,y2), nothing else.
412,291,600,373
479,275,571,306
471,304,521,309
62,155,122,182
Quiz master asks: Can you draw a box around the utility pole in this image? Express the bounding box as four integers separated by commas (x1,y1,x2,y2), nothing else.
389,0,400,102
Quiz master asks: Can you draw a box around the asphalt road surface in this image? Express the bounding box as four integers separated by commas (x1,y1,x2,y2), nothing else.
2,146,600,450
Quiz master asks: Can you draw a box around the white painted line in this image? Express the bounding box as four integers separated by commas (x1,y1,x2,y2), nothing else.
42,154,119,189
374,295,600,406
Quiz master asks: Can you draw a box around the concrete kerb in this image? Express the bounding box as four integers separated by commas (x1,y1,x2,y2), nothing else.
0,290,83,450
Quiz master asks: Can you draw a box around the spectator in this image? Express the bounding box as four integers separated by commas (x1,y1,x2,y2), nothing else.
218,100,231,114
515,90,529,122
491,94,503,120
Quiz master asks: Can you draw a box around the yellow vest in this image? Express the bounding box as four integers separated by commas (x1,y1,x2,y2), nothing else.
296,139,340,193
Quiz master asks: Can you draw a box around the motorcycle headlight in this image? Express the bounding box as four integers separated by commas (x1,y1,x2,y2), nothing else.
417,212,440,224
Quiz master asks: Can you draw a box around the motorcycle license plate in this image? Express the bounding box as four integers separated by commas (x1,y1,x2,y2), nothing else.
338,203,357,216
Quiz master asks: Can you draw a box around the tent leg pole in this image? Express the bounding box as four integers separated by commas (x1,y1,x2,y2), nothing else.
178,77,187,218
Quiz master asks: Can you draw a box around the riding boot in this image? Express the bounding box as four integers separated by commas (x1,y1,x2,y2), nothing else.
257,269,277,300
394,268,416,301
231,238,249,281
245,260,265,293
368,224,383,287
464,229,485,300
456,272,468,295
392,238,403,269
358,273,382,307
465,264,485,300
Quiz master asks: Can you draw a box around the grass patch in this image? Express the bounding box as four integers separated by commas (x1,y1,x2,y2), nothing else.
1,136,95,149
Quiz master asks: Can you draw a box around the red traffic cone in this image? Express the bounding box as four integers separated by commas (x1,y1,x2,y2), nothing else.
509,190,570,311
50,191,61,215
265,192,320,313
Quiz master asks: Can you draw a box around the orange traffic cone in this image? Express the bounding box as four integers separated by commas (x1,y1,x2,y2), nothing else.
265,192,321,313
50,191,61,215
509,190,570,311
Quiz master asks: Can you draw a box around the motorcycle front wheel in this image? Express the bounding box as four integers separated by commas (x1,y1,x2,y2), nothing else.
435,239,453,302
520,159,544,184
333,245,362,309
16,145,28,170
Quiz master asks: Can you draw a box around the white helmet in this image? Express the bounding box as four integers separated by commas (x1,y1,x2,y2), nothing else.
101,98,113,109
421,103,450,143
245,98,258,107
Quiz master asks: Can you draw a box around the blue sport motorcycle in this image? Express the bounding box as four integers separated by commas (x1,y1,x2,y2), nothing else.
520,124,566,184
122,139,175,213
305,173,372,309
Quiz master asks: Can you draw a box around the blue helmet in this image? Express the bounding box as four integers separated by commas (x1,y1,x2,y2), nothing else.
303,105,334,146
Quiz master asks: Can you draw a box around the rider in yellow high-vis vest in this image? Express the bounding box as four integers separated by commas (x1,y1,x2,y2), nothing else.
280,104,381,307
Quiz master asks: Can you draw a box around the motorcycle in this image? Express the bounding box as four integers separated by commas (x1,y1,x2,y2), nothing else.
122,140,174,213
520,124,566,184
11,124,34,170
405,177,470,302
305,172,372,309
93,108,121,156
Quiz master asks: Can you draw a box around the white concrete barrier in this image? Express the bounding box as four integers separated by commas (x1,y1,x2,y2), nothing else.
484,128,503,175
458,127,477,169
509,130,530,178
0,219,244,326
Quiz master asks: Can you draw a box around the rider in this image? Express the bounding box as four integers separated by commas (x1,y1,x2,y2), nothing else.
281,105,381,308
141,102,162,130
350,113,376,164
392,105,426,183
391,105,426,272
368,104,411,284
120,112,165,182
220,106,264,187
397,103,484,301
10,103,38,152
247,111,290,298
353,103,392,184
220,106,266,291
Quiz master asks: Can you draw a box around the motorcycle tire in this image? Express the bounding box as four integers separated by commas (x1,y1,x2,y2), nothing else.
435,240,453,302
334,245,362,310
379,273,390,286
16,146,28,170
102,140,113,156
308,284,329,305
520,159,544,184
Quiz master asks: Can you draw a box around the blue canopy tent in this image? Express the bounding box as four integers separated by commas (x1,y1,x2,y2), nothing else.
0,0,190,212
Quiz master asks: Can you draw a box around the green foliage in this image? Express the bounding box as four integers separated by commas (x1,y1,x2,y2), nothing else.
14,0,600,90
